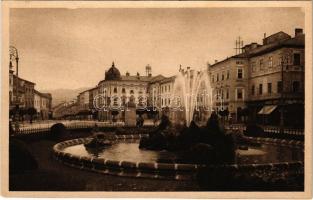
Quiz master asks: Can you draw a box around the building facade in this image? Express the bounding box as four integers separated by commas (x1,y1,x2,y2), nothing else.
34,90,52,120
246,29,304,127
206,28,304,127
9,61,53,121
209,55,249,122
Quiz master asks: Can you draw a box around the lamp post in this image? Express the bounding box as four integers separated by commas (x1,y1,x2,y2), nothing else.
280,52,290,134
9,46,20,122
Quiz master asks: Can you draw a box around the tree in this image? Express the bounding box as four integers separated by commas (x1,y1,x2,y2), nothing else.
27,107,37,124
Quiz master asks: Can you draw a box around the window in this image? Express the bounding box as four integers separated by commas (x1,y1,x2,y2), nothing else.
237,88,243,100
278,57,282,66
293,53,301,65
260,59,264,70
259,84,263,95
236,60,243,65
130,90,134,94
212,75,214,83
222,72,224,81
113,87,117,93
251,62,256,72
277,81,282,93
122,88,126,93
217,73,219,82
227,70,230,79
268,83,272,94
268,57,273,68
292,81,300,92
237,68,243,79
221,90,224,99
226,89,229,99
251,85,255,95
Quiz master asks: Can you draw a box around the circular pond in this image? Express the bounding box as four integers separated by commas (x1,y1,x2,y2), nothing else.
53,134,304,180
62,140,303,165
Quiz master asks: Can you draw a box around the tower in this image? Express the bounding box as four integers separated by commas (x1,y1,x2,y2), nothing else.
146,64,152,76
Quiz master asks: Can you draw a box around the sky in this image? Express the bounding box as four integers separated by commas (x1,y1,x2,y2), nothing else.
9,7,304,90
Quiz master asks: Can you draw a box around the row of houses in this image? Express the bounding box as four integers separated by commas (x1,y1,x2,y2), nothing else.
53,28,304,127
9,63,52,120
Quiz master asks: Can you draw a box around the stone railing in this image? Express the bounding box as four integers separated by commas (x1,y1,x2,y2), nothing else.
52,135,304,181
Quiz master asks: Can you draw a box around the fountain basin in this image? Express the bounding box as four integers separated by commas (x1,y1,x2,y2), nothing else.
52,134,303,181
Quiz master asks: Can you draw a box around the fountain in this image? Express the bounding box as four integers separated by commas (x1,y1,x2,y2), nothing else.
52,66,303,186
170,66,213,127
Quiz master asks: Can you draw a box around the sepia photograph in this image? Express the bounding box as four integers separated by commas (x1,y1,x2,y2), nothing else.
1,1,312,198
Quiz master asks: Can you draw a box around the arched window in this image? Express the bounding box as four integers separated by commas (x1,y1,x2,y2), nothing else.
122,88,126,93
113,87,117,93
130,90,134,94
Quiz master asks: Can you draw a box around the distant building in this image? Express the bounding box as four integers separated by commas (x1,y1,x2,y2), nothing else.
97,62,159,121
34,90,52,120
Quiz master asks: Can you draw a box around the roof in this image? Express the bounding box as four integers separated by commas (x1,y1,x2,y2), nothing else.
247,34,304,57
13,75,35,85
210,33,305,67
121,75,153,82
34,90,52,99
159,76,176,84
209,53,248,68
98,74,167,85
105,62,121,81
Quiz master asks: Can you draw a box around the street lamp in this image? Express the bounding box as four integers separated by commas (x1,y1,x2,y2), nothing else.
9,46,20,122
280,51,291,134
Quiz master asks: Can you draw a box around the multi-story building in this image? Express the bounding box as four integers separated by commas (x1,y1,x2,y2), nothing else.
11,74,35,110
159,76,175,108
206,28,304,127
245,29,304,127
209,54,249,122
97,62,154,121
34,90,52,120
9,60,53,121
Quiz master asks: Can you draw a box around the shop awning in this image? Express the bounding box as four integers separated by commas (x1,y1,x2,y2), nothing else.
258,105,277,115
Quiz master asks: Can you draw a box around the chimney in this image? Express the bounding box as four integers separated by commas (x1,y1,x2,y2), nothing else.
263,33,267,45
215,60,218,63
126,71,130,76
148,73,152,77
137,72,140,79
295,28,303,37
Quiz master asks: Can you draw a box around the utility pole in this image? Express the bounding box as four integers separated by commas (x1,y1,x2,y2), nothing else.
280,52,290,134
10,46,19,122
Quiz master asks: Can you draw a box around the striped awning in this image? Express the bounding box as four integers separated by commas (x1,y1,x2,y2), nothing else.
258,105,277,115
